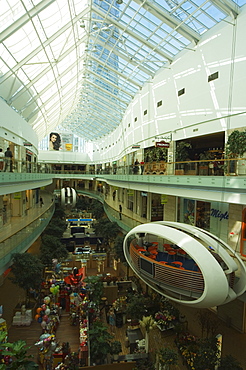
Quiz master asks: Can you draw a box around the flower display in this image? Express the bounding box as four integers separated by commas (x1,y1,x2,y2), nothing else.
112,296,127,311
140,315,156,332
155,310,176,329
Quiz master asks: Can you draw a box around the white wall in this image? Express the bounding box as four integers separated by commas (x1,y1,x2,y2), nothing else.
38,149,90,163
91,7,246,162
1,8,246,165
0,98,38,154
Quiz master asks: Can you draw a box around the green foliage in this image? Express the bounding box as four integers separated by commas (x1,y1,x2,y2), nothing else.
53,204,66,219
83,275,104,305
199,151,214,165
226,130,246,157
159,347,178,367
112,235,126,262
88,320,113,364
0,332,38,369
76,196,91,210
110,340,122,355
219,354,243,370
40,235,68,266
125,293,147,321
10,253,43,303
176,141,192,161
42,223,65,239
90,199,104,219
93,218,119,245
144,147,168,163
192,337,220,370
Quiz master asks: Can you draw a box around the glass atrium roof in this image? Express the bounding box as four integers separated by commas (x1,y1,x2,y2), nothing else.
0,0,243,142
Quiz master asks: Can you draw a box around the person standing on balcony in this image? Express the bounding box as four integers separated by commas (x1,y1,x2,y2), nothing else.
140,160,145,174
134,159,140,174
4,147,13,172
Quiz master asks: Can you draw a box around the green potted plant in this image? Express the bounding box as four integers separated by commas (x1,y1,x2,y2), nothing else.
110,340,122,360
88,320,113,365
226,130,246,175
175,141,192,174
83,275,104,305
0,331,38,369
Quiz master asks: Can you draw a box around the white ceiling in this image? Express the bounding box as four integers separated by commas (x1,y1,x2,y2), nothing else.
0,0,243,141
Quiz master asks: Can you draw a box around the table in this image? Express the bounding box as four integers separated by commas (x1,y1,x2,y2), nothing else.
116,353,148,362
127,328,143,354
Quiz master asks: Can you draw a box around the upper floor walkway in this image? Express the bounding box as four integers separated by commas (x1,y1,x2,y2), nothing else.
0,169,245,205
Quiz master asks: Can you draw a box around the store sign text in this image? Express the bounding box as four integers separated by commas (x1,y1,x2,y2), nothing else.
210,209,229,221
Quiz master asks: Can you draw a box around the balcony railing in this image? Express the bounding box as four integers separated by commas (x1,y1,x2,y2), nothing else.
7,157,246,176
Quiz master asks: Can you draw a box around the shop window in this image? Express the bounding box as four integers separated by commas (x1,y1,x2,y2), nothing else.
241,208,246,257
151,194,163,221
127,191,134,211
196,201,210,230
141,194,147,218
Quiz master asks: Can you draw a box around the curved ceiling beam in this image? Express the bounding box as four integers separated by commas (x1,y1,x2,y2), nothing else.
92,6,174,63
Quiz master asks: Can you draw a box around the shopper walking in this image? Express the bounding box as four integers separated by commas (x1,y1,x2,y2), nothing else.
4,147,13,172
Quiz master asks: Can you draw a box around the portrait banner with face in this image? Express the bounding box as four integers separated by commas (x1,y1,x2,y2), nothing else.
49,132,62,151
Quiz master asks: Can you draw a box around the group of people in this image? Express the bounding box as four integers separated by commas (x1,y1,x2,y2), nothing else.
0,147,13,172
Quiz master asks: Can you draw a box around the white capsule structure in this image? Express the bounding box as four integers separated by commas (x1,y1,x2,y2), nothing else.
123,221,246,308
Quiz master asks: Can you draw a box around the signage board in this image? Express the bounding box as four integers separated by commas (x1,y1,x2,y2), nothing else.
161,195,168,204
155,141,170,148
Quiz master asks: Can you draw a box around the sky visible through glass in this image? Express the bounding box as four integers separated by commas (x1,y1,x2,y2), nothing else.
0,0,244,142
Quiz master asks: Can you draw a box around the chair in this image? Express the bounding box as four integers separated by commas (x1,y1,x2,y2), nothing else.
172,261,183,268
167,250,177,261
151,242,158,247
150,250,158,256
163,244,172,251
148,245,158,252
178,249,187,261
148,254,156,260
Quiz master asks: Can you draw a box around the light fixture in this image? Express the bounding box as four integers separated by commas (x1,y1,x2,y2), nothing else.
116,0,123,4
79,19,85,28
92,23,99,30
